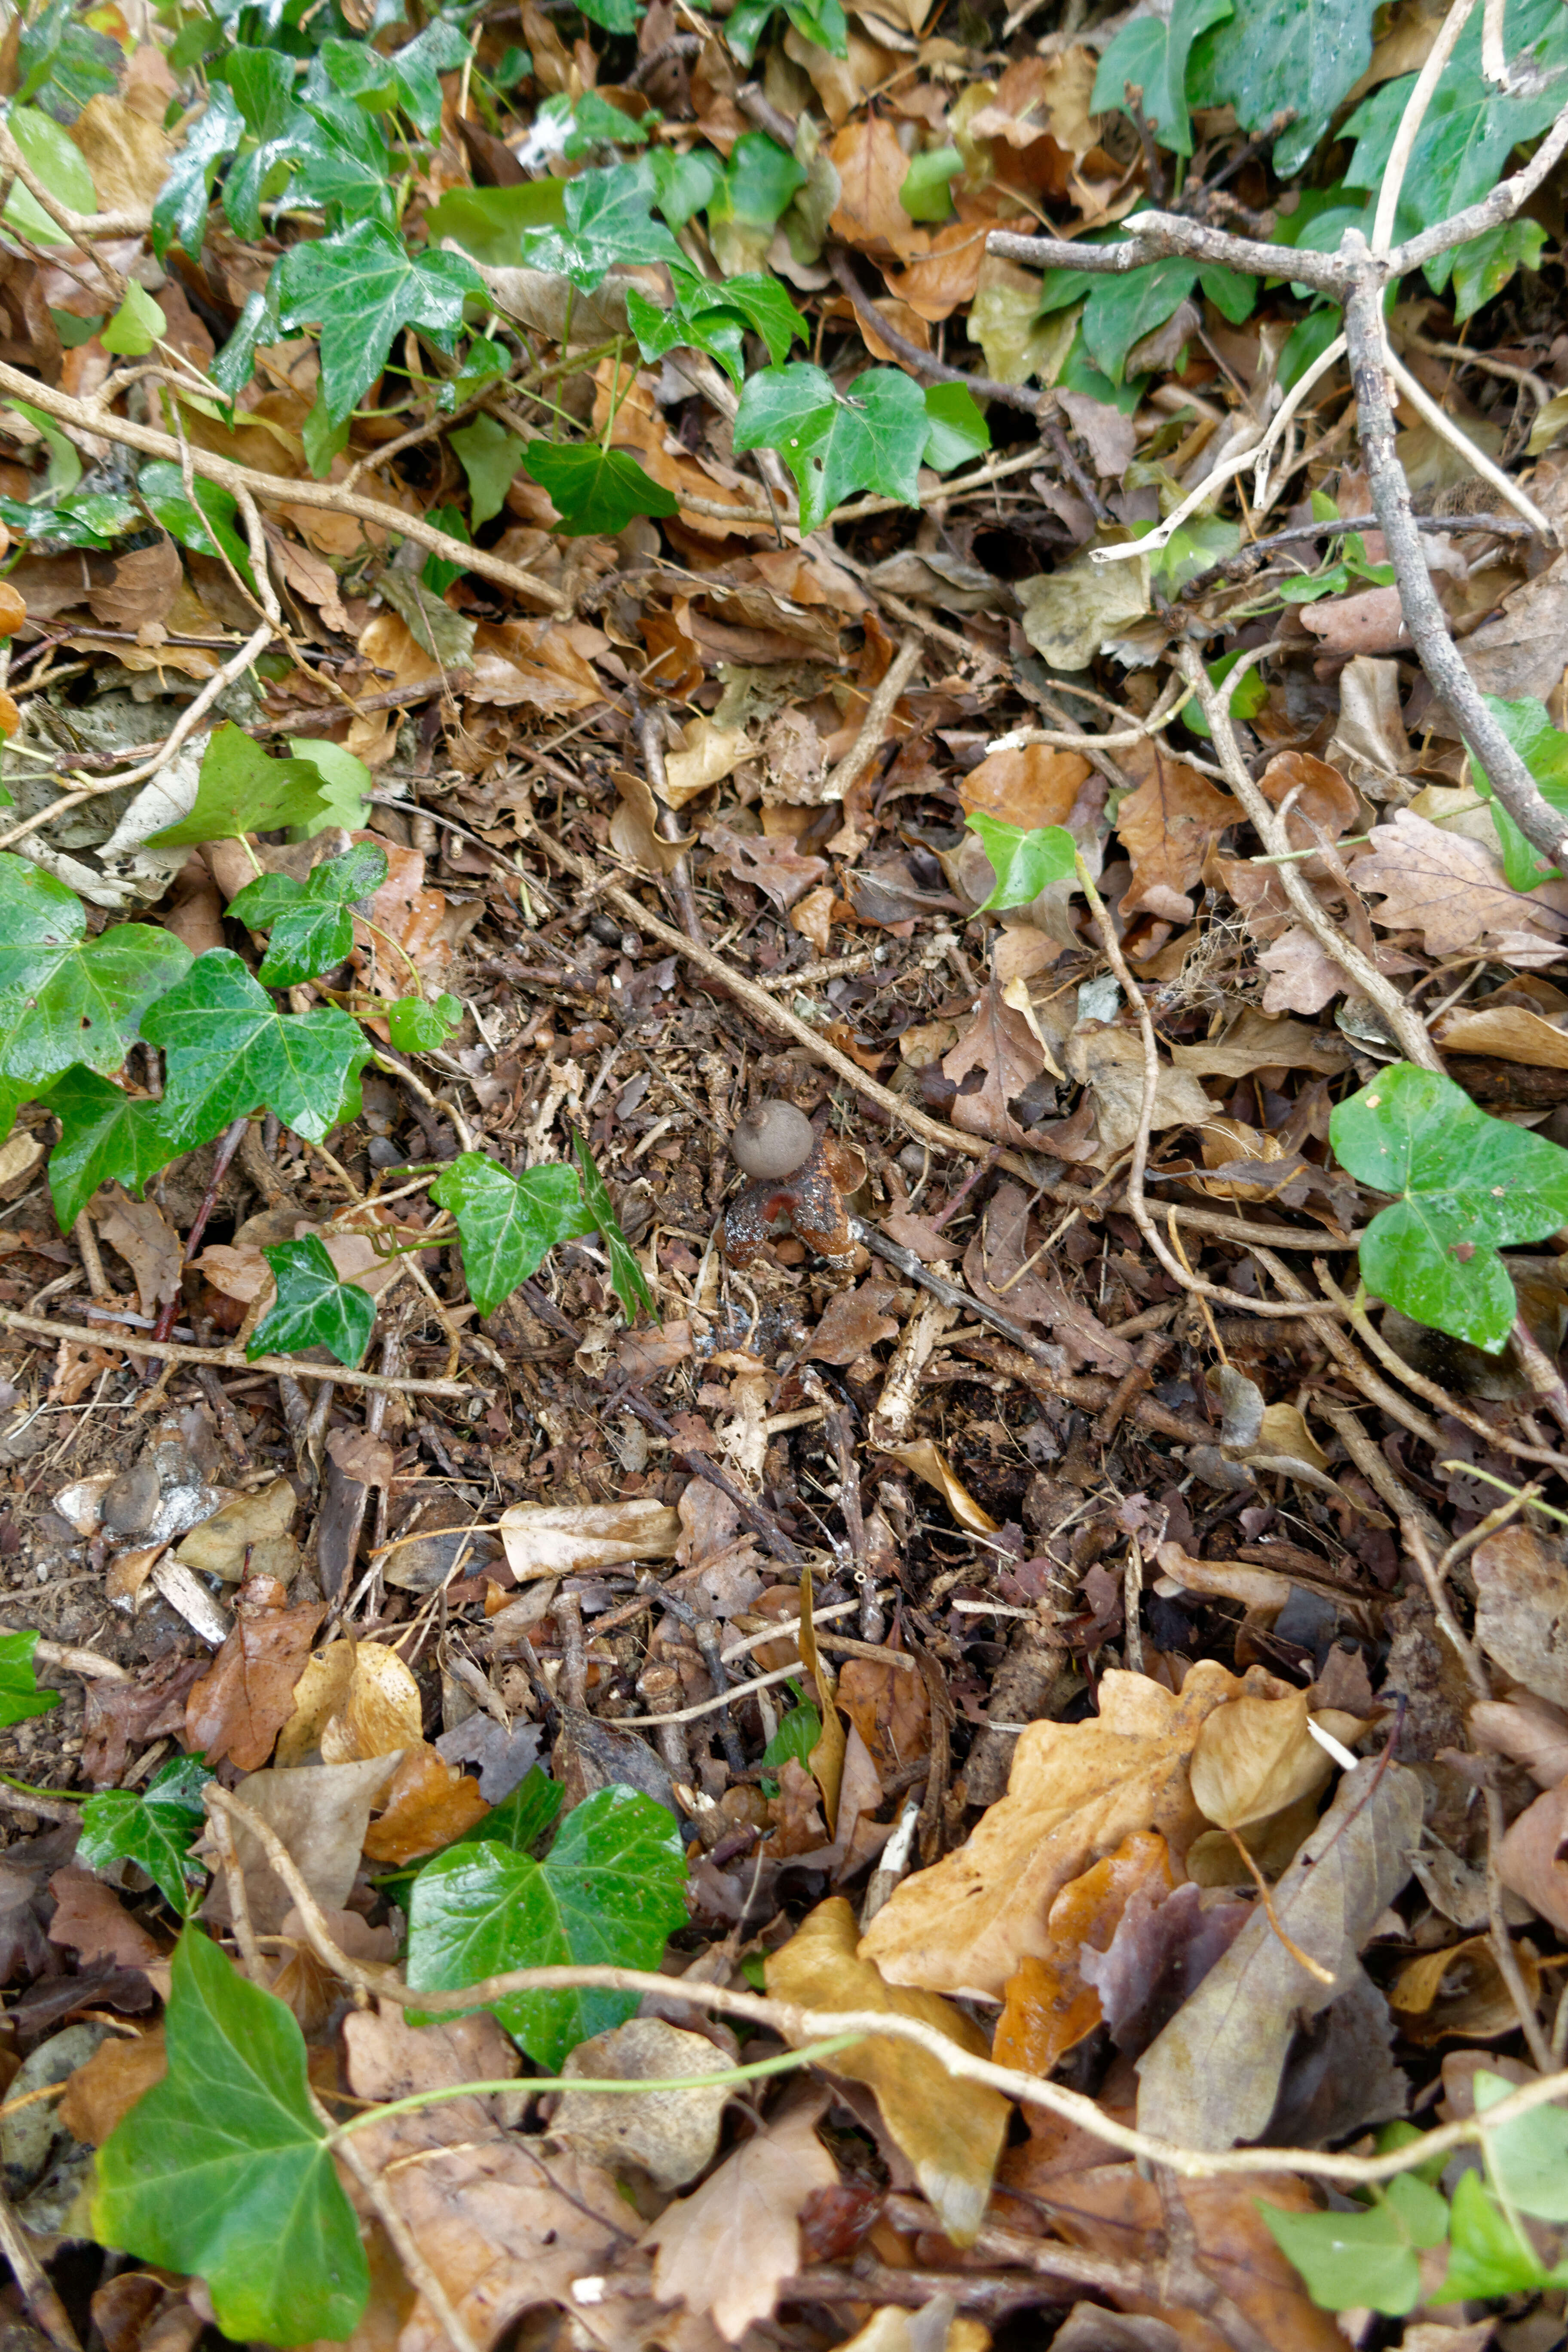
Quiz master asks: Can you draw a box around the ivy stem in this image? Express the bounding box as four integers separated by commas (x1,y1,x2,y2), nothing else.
330,2035,863,2141
359,914,425,1001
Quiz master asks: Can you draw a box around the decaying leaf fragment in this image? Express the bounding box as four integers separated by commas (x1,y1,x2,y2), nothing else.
642,2089,839,2343
860,1665,1252,1999
767,1896,1011,2244
498,1498,681,1581
1135,1760,1424,2150
551,2018,733,2189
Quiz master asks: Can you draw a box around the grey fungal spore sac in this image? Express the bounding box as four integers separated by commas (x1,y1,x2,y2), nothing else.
722,1103,863,1267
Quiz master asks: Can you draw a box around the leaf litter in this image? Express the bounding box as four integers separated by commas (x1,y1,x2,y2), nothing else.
2,0,1568,2347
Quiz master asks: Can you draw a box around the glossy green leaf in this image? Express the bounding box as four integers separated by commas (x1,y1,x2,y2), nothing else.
576,0,643,31
625,265,803,386
1182,646,1269,739
94,1928,368,2345
1187,0,1369,172
3,105,99,247
964,815,1077,912
760,1697,821,1788
450,413,527,527
211,285,281,406
0,856,191,1084
1343,0,1568,291
1093,0,1231,156
900,144,962,222
78,1755,214,1917
250,1233,376,1366
471,1767,564,1854
715,131,806,228
573,1129,655,1324
1476,2067,1568,2221
430,1151,594,1317
15,0,118,123
147,724,334,851
0,490,138,549
735,361,928,534
386,991,462,1053
406,1784,688,2067
564,89,655,156
1331,1061,1568,1352
922,382,990,473
1151,513,1241,594
1439,2168,1553,2301
514,163,684,292
101,283,167,357
1472,692,1568,889
521,441,677,538
229,842,388,987
137,462,257,597
288,738,373,836
142,950,370,1150
152,86,245,260
1047,252,1255,386
1278,302,1344,392
275,220,482,427
43,1068,173,1236
649,146,723,227
727,0,847,64
1259,2173,1447,2316
0,1631,59,1727
1452,217,1548,323
302,23,470,138
423,180,567,266
289,93,397,229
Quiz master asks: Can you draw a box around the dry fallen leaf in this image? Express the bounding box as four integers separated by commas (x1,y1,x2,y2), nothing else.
1188,1689,1335,1832
1356,809,1568,960
343,2002,627,2352
1498,1779,1568,1937
58,2028,168,2150
768,1898,1009,2246
361,1744,490,1863
1471,1522,1568,1709
1135,1760,1424,2150
551,2018,733,2189
959,741,1089,832
1470,1690,1568,1788
175,1478,298,1585
942,974,1047,1150
499,1498,680,1582
93,1184,182,1321
881,1439,999,1536
994,1831,1175,2079
184,1577,325,1772
642,2089,838,2343
200,1755,401,1933
1114,747,1238,924
860,1665,1251,1998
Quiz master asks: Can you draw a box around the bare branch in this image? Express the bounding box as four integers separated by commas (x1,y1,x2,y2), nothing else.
985,217,1344,293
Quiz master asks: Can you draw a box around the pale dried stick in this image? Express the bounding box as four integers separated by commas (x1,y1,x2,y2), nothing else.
823,631,924,802
1383,344,1553,539
0,1307,466,1395
1315,1261,1568,1473
1178,644,1442,1067
1371,0,1480,250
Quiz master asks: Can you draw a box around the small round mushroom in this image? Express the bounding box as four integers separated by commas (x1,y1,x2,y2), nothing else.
730,1099,815,1181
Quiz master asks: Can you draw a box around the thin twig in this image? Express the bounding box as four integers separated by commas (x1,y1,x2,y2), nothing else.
0,1308,467,1395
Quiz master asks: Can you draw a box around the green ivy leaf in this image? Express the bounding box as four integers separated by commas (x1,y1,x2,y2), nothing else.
760,1695,820,1791
0,1631,59,1727
1343,0,1568,291
302,23,471,139
1452,217,1548,323
0,855,192,1084
1187,0,1369,173
275,219,483,427
1093,0,1231,156
649,147,723,227
1060,255,1255,385
521,441,677,537
900,144,962,223
15,0,118,123
211,285,281,405
78,1755,214,1917
625,265,803,386
153,86,245,260
0,490,138,550
147,724,335,851
406,1785,688,2067
429,1151,594,1317
576,0,643,31
1439,2168,1553,2301
726,0,846,66
564,89,655,156
1330,1061,1568,1352
573,1129,655,1324
288,739,373,836
101,283,167,357
386,991,462,1052
1471,693,1568,890
423,180,567,267
449,412,527,528
137,462,257,597
250,1233,377,1366
288,93,397,229
922,383,990,472
3,105,99,247
228,843,388,988
707,131,805,273
1182,646,1269,739
142,951,370,1151
475,1768,566,1853
964,815,1077,912
1476,2068,1568,2220
734,361,928,534
514,162,684,292
94,1928,369,2345
1260,2173,1447,2316
42,1068,173,1236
